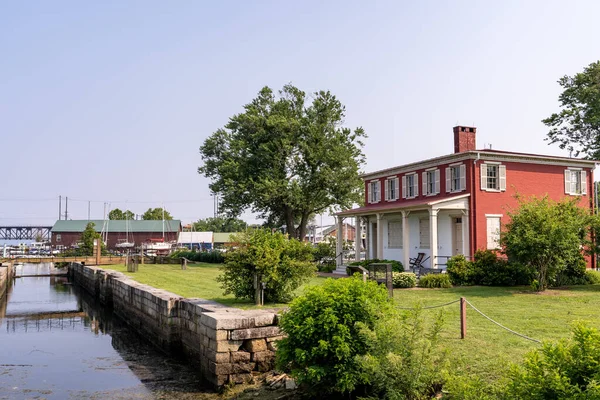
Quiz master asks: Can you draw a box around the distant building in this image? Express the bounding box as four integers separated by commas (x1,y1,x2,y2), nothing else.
50,220,182,249
322,223,356,243
177,232,213,251
213,232,240,249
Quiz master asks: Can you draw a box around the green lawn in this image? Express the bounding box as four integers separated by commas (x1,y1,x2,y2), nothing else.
395,285,600,383
103,263,600,385
104,263,327,309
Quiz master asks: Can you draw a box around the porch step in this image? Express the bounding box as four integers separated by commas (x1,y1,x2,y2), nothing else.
333,265,349,275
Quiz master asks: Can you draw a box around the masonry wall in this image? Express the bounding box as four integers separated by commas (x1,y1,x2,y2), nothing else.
472,161,595,266
69,263,281,388
0,262,14,300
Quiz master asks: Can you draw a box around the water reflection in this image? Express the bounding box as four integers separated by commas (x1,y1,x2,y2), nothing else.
0,265,211,399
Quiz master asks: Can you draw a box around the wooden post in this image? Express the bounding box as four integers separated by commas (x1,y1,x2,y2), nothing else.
460,297,467,339
254,274,261,306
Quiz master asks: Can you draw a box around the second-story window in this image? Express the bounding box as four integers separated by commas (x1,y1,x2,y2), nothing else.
369,180,381,203
565,169,587,195
422,169,440,196
446,164,466,192
402,173,419,199
385,177,399,201
481,163,506,191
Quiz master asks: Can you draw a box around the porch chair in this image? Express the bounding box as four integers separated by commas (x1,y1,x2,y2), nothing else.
409,253,430,277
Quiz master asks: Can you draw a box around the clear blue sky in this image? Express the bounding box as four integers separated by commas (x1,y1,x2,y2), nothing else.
1,0,599,229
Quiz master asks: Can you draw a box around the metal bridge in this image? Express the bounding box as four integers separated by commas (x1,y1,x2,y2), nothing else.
0,226,52,241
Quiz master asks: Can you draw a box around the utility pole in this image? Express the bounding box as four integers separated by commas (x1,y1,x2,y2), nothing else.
58,195,62,221
64,197,68,220
88,201,91,220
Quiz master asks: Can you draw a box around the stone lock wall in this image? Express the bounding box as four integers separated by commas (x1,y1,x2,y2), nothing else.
0,261,14,300
69,263,282,388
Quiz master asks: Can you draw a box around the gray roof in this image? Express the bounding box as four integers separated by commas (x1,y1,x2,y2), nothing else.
51,219,182,233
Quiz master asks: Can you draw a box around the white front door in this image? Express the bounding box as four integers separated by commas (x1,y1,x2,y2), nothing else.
453,218,463,256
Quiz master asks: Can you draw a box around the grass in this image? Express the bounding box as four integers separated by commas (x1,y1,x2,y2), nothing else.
103,263,600,386
395,285,600,383
104,263,326,309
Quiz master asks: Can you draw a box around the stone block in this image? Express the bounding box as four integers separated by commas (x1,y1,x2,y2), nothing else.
210,339,243,352
200,312,253,330
205,349,230,363
242,339,267,352
233,363,256,374
251,351,274,363
209,361,232,375
230,351,251,363
205,328,229,341
230,326,281,341
267,341,277,352
240,310,276,327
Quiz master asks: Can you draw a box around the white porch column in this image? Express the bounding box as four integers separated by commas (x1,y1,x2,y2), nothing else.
376,213,384,259
429,208,439,268
462,210,470,257
401,210,410,269
354,216,361,262
336,216,344,267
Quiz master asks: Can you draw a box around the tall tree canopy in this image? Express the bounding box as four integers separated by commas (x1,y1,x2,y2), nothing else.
193,217,247,232
199,84,366,240
142,207,173,220
543,60,600,159
108,208,135,220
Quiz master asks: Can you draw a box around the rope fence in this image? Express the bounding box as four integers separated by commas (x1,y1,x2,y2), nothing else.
398,297,542,344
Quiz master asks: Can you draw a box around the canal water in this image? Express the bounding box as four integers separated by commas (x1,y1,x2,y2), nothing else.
0,264,214,400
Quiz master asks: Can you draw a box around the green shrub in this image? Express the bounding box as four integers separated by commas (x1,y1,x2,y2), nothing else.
446,255,472,285
216,229,316,303
443,374,503,400
392,272,416,288
585,270,600,284
507,323,600,399
313,241,335,269
357,307,446,399
350,259,404,273
276,277,393,395
171,250,225,264
419,274,452,288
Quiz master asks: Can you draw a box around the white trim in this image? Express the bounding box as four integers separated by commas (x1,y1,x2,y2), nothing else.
449,162,463,167
425,167,437,172
485,214,503,217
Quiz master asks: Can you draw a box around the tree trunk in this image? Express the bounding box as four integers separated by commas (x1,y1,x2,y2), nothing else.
284,207,295,239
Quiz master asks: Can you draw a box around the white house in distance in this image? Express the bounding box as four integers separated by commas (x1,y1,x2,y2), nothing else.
177,232,213,251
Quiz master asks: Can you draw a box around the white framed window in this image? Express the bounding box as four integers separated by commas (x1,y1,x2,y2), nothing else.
446,164,466,193
387,221,402,248
369,180,381,203
419,218,430,248
385,177,400,201
565,169,587,195
486,216,501,249
422,169,440,196
402,173,419,199
480,163,506,191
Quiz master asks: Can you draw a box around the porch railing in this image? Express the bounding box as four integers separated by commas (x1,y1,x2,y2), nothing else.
434,255,471,269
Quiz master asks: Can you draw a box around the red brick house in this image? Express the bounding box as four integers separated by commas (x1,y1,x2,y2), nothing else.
336,126,597,270
51,220,182,250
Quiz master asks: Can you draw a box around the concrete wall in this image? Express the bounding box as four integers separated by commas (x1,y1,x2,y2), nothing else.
69,263,281,388
0,261,14,300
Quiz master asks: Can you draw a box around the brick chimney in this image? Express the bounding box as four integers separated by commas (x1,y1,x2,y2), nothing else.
453,126,476,153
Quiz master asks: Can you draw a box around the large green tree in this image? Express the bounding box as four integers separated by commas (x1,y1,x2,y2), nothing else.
193,217,247,232
199,84,366,240
108,208,135,220
141,207,173,220
80,222,104,256
543,60,600,159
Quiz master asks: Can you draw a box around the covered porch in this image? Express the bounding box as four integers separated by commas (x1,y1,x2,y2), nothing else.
335,194,470,270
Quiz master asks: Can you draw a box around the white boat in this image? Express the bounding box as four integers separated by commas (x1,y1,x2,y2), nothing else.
114,213,135,249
